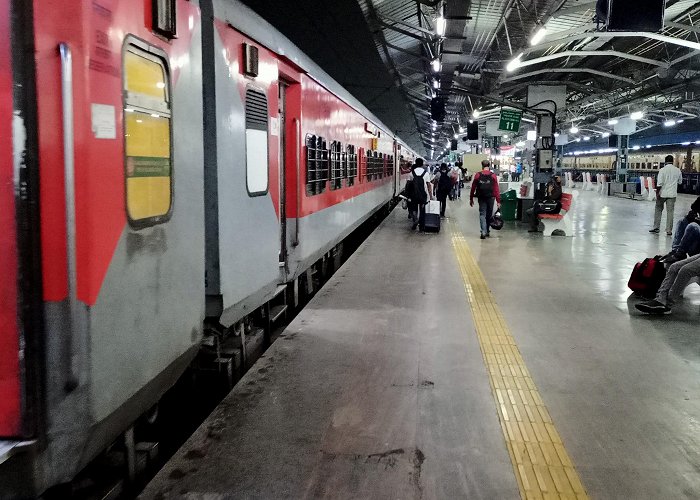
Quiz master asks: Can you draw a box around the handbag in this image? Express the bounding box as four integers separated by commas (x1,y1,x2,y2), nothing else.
490,210,504,230
401,198,408,210
539,200,560,213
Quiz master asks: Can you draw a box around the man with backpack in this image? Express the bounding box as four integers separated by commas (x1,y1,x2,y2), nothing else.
469,160,501,239
410,158,432,231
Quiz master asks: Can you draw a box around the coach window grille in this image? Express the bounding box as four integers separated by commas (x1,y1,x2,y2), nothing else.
306,134,317,195
365,150,372,182
330,141,343,190
319,137,328,193
347,145,357,186
306,135,328,196
123,44,172,227
371,151,378,180
341,148,348,187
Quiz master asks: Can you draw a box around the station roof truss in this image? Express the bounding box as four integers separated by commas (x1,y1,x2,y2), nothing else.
358,0,700,156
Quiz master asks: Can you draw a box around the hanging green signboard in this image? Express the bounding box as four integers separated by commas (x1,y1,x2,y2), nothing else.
498,109,522,132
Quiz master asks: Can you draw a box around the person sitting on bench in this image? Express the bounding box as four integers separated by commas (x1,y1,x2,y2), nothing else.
636,253,700,315
661,196,700,264
527,175,563,232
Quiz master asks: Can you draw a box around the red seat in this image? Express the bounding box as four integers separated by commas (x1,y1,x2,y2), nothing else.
559,193,573,211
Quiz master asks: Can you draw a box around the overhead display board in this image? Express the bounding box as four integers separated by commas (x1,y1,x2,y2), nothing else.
498,109,522,133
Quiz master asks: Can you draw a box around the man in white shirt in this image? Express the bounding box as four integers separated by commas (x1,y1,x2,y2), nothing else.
650,155,682,235
410,159,433,230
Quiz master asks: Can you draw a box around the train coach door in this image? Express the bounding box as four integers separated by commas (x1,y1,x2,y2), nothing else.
278,72,301,271
0,0,22,438
1,0,41,439
278,81,288,267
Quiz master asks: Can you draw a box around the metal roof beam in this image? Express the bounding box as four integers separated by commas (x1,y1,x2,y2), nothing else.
379,13,437,37
396,71,432,89
666,21,700,35
385,41,432,62
378,18,433,43
523,31,700,57
502,67,636,84
510,50,669,71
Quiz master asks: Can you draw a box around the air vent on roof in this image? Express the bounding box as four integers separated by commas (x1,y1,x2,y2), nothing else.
243,43,259,77
245,89,268,130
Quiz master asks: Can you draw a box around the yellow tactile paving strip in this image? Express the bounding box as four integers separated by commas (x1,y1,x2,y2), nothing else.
450,222,589,500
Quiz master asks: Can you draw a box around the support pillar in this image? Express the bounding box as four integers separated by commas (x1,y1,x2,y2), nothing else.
616,134,629,182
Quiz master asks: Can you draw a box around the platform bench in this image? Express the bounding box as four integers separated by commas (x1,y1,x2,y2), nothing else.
538,191,577,236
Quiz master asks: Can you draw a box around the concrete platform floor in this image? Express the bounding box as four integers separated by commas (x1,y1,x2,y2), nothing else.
141,190,700,500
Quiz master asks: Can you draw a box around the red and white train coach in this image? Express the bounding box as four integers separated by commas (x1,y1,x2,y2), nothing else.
0,0,419,496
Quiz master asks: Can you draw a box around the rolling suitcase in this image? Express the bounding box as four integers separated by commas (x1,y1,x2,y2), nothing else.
628,256,666,298
423,200,441,233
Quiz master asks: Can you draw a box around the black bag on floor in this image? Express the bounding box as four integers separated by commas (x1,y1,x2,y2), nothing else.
628,256,666,298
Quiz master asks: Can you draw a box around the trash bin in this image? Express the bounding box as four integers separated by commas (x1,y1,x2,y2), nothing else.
500,190,518,221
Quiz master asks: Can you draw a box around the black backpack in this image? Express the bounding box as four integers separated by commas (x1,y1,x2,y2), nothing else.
412,170,428,204
438,171,452,194
476,172,494,198
404,179,416,199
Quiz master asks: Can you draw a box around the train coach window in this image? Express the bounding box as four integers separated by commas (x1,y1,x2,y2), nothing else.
330,141,343,190
347,145,357,186
306,135,328,195
365,150,372,181
245,89,269,196
124,45,172,226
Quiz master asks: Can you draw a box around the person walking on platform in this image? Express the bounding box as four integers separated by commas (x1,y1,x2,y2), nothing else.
436,163,452,217
650,155,682,235
469,160,501,239
661,196,700,264
410,158,432,231
635,253,700,315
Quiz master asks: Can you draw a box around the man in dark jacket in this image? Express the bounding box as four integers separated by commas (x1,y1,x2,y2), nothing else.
527,175,563,232
661,196,700,263
435,163,452,217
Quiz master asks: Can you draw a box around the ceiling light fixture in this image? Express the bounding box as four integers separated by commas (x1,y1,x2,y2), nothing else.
432,58,441,72
530,26,547,46
664,119,676,127
630,111,644,120
472,109,481,119
436,15,446,36
602,132,610,138
607,118,618,125
506,53,524,72
570,125,579,134
583,136,590,141
433,79,439,89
